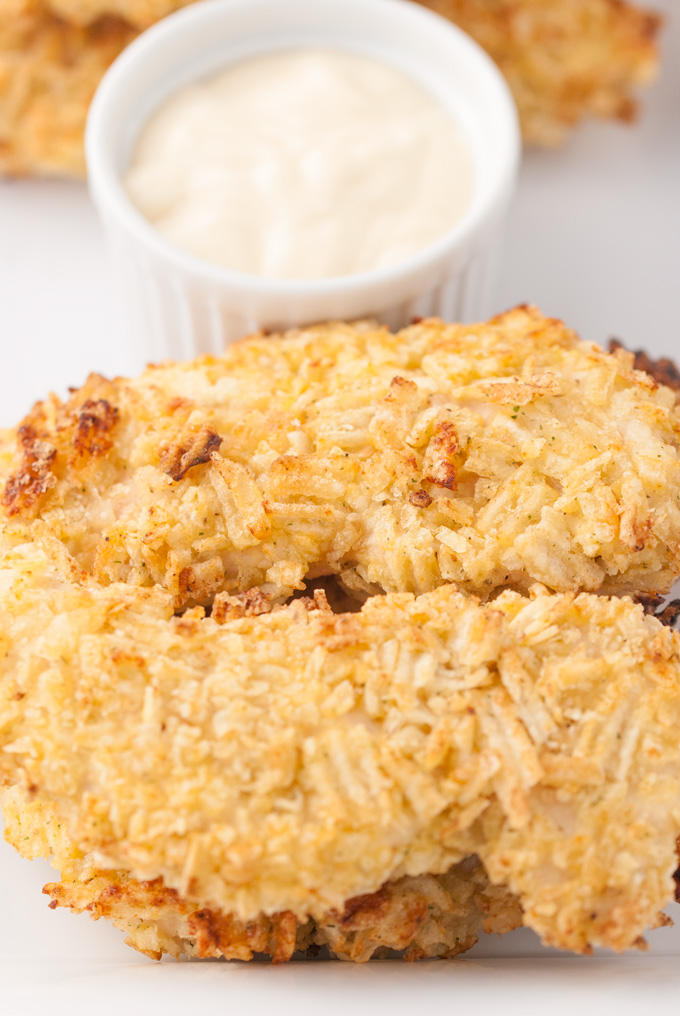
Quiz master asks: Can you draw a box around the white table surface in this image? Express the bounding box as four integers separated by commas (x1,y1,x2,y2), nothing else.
0,1,679,1011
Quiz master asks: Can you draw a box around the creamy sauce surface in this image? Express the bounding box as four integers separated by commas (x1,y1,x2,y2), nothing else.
125,50,475,280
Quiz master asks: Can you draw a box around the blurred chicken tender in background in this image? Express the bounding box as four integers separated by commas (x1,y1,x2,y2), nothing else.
0,0,662,177
0,0,134,175
419,0,662,144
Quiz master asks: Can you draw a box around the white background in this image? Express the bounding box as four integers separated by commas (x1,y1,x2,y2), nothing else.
0,1,678,1011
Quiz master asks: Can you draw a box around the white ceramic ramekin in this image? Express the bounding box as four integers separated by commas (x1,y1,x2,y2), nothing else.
86,0,520,361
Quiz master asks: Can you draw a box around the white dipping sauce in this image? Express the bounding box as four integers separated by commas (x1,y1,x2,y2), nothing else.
125,50,475,280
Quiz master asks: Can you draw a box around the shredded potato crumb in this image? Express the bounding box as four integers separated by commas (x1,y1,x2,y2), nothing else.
2,306,680,605
0,549,679,954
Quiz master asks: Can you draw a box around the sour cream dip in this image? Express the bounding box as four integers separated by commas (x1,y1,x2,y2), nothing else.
124,49,475,281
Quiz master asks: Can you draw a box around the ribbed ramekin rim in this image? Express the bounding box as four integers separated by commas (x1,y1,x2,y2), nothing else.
86,0,521,299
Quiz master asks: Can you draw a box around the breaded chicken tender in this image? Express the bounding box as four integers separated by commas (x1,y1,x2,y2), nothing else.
0,0,661,177
418,0,661,144
3,308,680,606
0,0,134,176
1,535,679,955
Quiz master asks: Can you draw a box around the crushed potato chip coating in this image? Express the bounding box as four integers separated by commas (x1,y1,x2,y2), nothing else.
1,536,679,954
4,792,521,962
0,0,660,176
3,307,680,605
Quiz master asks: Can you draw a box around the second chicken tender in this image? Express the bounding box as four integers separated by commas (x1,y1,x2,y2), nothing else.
3,307,680,605
1,538,679,955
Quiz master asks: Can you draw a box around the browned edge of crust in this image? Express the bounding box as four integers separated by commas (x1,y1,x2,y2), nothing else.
609,339,680,392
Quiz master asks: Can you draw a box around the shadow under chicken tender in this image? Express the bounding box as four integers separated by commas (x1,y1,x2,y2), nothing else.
3,307,680,606
1,537,679,955
0,0,661,176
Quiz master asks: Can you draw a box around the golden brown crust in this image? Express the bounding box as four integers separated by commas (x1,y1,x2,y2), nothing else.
1,374,122,518
211,586,273,623
408,489,433,509
3,308,680,607
71,399,119,460
1,552,680,954
161,424,223,482
1,424,57,517
610,339,680,394
4,789,522,964
40,860,522,963
5,792,520,963
422,419,459,490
